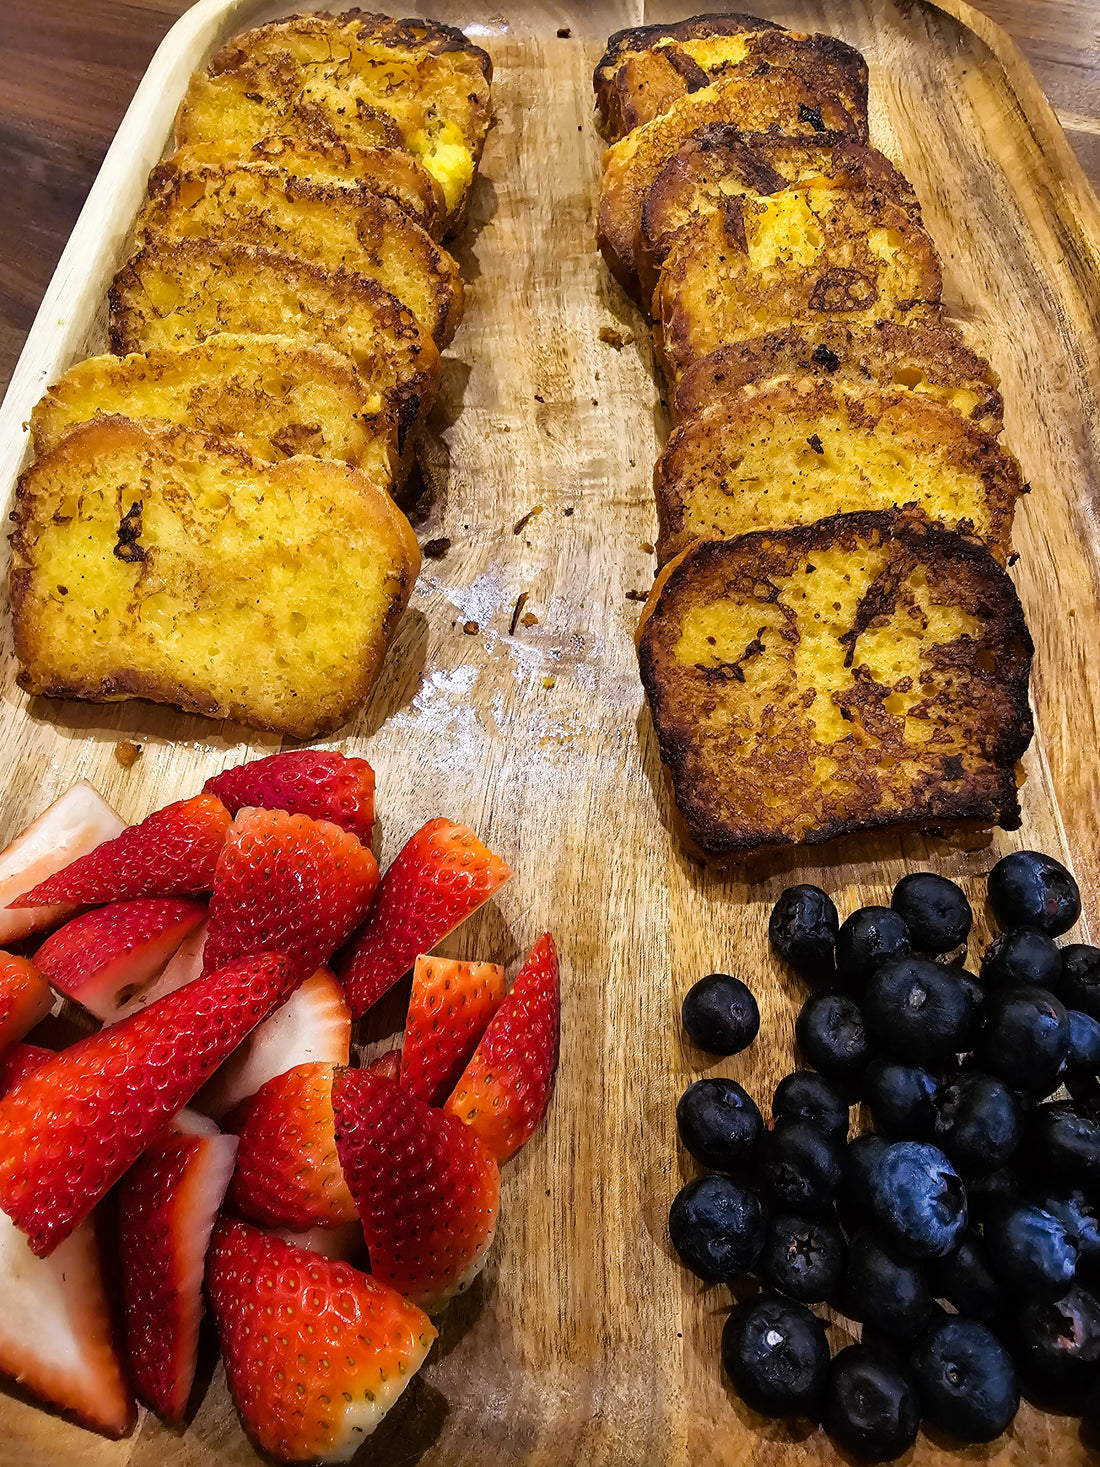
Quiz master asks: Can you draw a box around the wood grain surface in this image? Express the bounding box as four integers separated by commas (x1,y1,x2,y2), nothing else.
1,1,1100,1465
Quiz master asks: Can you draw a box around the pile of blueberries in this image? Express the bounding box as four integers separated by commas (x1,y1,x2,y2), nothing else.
670,849,1100,1461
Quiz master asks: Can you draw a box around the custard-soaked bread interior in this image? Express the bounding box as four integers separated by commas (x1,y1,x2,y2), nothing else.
673,320,1004,434
654,378,1023,564
136,165,464,346
636,514,1034,858
175,10,492,231
10,417,421,739
31,334,395,476
655,185,942,381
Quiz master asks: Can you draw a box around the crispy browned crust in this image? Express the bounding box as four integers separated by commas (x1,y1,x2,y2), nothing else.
637,512,1034,860
654,378,1023,564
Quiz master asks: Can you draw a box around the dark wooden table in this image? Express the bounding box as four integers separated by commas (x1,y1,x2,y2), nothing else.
2,0,1099,393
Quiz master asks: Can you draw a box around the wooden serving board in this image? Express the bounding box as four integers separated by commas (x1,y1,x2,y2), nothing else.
1,0,1100,1462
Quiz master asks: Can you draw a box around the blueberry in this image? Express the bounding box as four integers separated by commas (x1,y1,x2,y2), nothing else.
721,1293,829,1418
795,991,871,1083
768,885,838,970
675,1078,761,1171
953,968,984,1014
1061,944,1100,1020
980,926,1062,990
758,1208,846,1303
985,1202,1077,1301
988,850,1081,936
844,1227,934,1339
772,1071,849,1145
760,1118,842,1211
1034,1189,1100,1280
1015,1286,1100,1395
838,1132,890,1233
824,1344,920,1461
668,1175,765,1283
892,872,972,955
910,1316,1019,1441
863,1059,937,1139
933,1073,1019,1175
863,957,972,1067
966,1167,1020,1222
869,1142,967,1260
928,1230,1007,1321
973,986,1070,1094
1066,1010,1100,1077
681,973,760,1055
835,906,911,985
1031,1103,1100,1191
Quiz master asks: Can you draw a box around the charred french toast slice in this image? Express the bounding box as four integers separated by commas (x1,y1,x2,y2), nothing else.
653,378,1023,564
654,185,943,382
137,165,463,347
10,417,421,739
672,319,1004,434
637,513,1034,859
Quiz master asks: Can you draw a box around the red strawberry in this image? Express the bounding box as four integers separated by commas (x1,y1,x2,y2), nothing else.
0,954,51,1053
334,1069,500,1312
35,897,205,1020
0,1042,53,1096
0,951,295,1256
228,1062,356,1232
202,809,379,983
339,819,511,1018
11,792,231,908
400,955,505,1105
444,933,560,1162
366,1048,402,1082
205,750,376,844
118,1109,237,1423
207,1217,437,1463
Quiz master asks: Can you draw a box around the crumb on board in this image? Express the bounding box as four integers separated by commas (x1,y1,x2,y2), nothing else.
1007,552,1020,567
563,506,575,516
534,393,545,403
509,592,529,635
641,542,654,554
557,26,571,37
626,590,648,602
513,506,543,535
115,740,142,768
521,610,539,627
423,536,451,559
599,326,634,350
543,675,556,689
463,620,479,635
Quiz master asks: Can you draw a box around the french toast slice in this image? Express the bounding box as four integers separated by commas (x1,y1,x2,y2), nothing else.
175,11,492,234
654,185,943,382
654,378,1023,564
137,165,463,347
108,239,440,477
597,77,867,288
636,513,1034,859
9,417,421,739
673,319,1004,434
30,334,395,480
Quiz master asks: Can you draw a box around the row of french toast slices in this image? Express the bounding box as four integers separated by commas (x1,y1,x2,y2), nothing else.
593,12,1036,862
9,10,492,741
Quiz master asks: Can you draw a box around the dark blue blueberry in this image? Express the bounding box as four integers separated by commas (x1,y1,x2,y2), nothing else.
1066,1010,1100,1078
1031,1104,1100,1192
758,1208,846,1304
768,885,838,971
838,1132,889,1234
863,957,972,1067
966,1167,1019,1222
795,991,871,1084
910,1316,1019,1442
668,1175,764,1283
892,872,972,955
980,926,1062,991
933,1073,1019,1176
835,906,911,986
1061,945,1100,1021
760,1118,842,1211
929,1230,1007,1321
844,1227,933,1339
1034,1189,1100,1281
863,1058,937,1140
1015,1286,1100,1396
772,1071,850,1145
824,1345,920,1462
721,1293,829,1418
868,1142,967,1260
681,973,760,1055
973,986,1070,1094
988,850,1081,936
985,1202,1077,1301
676,1078,761,1171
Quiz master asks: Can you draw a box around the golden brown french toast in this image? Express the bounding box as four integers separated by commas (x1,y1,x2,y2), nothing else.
653,378,1023,564
672,319,1004,434
175,11,492,234
654,185,943,382
10,417,421,739
636,513,1033,859
137,164,463,347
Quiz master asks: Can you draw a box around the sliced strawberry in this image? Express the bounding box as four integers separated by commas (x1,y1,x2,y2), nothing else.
400,955,505,1105
0,1042,53,1096
110,917,208,1023
339,819,511,1018
0,954,51,1053
118,1109,237,1423
270,1222,364,1262
208,1217,437,1463
205,750,376,844
0,950,295,1256
366,1048,402,1082
228,1061,355,1232
0,1206,134,1437
444,934,560,1162
334,1069,500,1312
35,897,205,1020
203,809,379,983
11,792,231,908
195,966,351,1120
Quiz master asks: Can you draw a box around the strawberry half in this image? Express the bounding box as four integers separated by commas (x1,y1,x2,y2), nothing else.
203,809,379,983
208,1217,437,1463
228,1061,355,1232
0,954,51,1053
0,950,295,1256
11,792,231,908
205,750,376,844
365,1048,402,1083
334,1069,500,1312
400,955,505,1105
118,1109,237,1424
444,933,561,1162
339,819,511,1018
0,1042,52,1096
